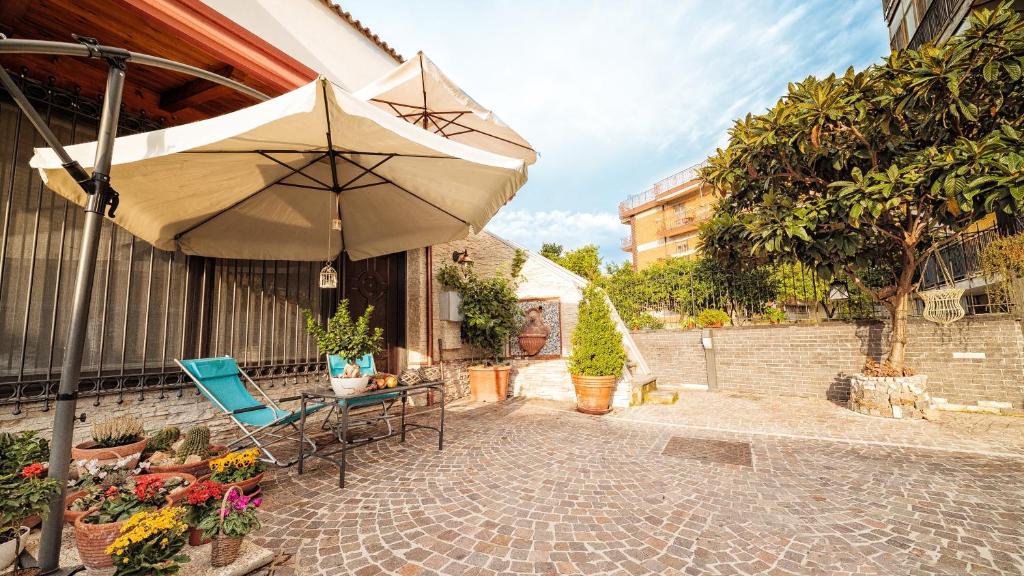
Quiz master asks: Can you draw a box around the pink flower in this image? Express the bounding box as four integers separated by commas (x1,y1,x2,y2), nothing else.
251,498,262,508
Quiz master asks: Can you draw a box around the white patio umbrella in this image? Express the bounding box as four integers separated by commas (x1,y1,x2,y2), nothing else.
30,77,527,261
355,51,537,165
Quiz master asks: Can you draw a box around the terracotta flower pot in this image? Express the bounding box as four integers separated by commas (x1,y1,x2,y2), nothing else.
468,365,511,402
133,472,197,503
74,497,173,570
71,437,147,472
205,471,265,496
64,489,94,526
572,374,617,415
188,526,211,547
147,445,228,478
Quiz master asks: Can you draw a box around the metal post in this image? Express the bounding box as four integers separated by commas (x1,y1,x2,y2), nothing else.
38,61,125,575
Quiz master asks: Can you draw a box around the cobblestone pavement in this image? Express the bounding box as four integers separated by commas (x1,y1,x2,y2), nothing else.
250,394,1024,575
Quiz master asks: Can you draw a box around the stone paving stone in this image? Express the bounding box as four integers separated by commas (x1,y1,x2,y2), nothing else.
249,398,1024,575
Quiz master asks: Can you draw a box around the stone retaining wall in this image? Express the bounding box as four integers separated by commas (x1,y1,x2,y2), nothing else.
632,315,1024,408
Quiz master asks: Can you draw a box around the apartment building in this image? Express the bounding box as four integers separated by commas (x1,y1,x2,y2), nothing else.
619,161,715,270
884,0,1024,50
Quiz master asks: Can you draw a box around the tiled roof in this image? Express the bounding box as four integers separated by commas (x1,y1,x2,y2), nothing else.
317,0,405,63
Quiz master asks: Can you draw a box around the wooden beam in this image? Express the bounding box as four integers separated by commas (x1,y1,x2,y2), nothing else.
159,64,234,112
121,0,316,94
0,0,32,32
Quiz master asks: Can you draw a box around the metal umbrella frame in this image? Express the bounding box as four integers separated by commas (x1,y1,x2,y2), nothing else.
361,51,537,163
0,36,269,575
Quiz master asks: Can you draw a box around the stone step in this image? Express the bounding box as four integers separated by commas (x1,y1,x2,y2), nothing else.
629,375,658,407
644,389,679,405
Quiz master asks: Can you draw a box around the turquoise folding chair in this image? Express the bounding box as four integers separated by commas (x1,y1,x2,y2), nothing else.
325,354,400,439
176,356,328,466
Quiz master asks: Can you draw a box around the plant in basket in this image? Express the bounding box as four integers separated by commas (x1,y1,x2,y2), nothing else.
196,487,262,567
181,480,224,546
208,448,265,488
0,463,59,571
105,506,190,576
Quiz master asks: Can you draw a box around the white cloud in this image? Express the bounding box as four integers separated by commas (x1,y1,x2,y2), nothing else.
485,209,627,263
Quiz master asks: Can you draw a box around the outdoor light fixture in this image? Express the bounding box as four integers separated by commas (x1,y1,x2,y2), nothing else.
829,279,850,301
319,263,338,289
452,249,473,264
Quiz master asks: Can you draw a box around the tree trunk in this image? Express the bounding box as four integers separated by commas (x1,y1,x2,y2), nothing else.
887,291,909,370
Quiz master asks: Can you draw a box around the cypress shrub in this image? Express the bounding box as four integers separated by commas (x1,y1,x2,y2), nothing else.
569,284,627,377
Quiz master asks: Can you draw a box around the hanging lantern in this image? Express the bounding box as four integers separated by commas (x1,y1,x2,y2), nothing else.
919,287,965,325
828,279,849,301
319,262,338,289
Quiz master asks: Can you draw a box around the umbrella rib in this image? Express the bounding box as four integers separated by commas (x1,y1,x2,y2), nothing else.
258,151,333,189
172,152,329,243
433,112,468,135
432,118,536,152
179,149,453,160
332,153,470,226
277,182,331,191
338,155,393,191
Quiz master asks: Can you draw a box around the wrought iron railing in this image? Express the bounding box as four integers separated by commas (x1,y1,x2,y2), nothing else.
919,227,999,290
0,70,330,412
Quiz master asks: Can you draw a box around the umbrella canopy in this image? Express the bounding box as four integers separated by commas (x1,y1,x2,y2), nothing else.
30,77,527,261
354,52,537,165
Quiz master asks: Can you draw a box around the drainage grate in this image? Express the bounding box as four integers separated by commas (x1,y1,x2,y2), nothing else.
661,436,753,467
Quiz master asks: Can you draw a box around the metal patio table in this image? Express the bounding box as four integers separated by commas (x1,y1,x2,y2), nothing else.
294,380,445,487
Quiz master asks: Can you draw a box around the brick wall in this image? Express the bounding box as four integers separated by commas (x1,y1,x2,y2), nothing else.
632,315,1024,407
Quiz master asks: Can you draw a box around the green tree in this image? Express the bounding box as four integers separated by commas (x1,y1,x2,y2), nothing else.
540,243,564,260
568,284,628,377
557,245,603,280
701,4,1024,370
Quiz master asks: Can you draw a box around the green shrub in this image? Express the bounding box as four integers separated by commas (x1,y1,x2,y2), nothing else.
304,299,384,362
437,251,525,363
0,431,49,475
697,309,730,328
763,306,786,324
627,312,664,331
569,284,627,377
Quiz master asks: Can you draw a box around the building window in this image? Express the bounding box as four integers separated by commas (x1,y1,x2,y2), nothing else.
913,0,930,25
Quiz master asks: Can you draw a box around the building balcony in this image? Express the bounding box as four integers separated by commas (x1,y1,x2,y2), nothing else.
657,208,713,237
618,160,708,220
621,234,635,252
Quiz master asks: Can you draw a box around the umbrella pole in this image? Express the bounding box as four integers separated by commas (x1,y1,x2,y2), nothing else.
33,60,125,575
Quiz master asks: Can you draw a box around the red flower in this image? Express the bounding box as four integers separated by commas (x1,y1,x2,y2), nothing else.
105,485,120,498
20,463,44,479
185,480,223,506
132,475,164,502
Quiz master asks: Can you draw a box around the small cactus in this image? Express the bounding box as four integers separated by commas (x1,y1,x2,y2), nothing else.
144,426,180,457
91,415,144,448
175,425,211,463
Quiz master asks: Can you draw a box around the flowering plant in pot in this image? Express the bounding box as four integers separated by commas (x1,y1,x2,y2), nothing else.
74,475,174,570
196,487,262,567
105,506,190,576
304,299,384,397
696,309,730,329
0,463,59,572
437,250,525,402
182,480,224,546
72,415,148,471
208,448,266,494
568,284,627,415
0,430,51,529
147,425,228,478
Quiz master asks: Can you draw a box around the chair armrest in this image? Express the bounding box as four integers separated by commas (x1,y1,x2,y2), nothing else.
278,395,301,403
230,405,266,415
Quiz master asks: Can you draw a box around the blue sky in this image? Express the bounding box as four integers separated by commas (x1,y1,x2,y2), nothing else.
349,1,891,264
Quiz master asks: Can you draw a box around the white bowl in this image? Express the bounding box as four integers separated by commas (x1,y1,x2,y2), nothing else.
330,376,371,397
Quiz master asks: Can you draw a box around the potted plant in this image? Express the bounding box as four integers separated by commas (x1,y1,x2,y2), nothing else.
197,487,262,568
182,480,224,546
696,309,730,328
105,506,190,576
305,299,384,397
0,463,59,572
437,250,525,402
72,415,147,471
0,431,51,529
74,476,173,570
147,425,228,478
208,448,266,495
567,284,627,415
